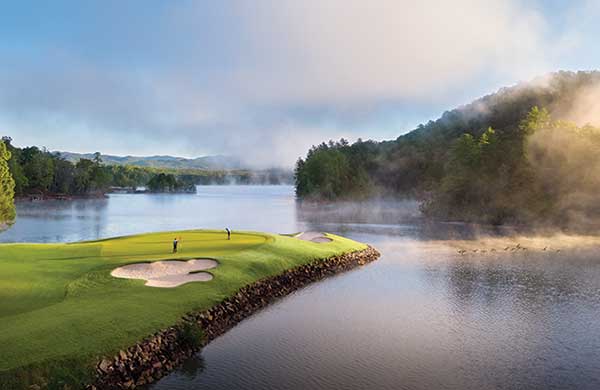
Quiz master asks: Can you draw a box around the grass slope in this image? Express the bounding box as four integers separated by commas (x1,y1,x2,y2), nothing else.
0,229,366,387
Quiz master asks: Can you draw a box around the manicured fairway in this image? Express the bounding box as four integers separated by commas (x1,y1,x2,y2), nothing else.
0,229,366,387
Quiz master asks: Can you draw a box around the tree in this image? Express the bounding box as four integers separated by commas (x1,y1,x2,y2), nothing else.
21,147,54,193
92,152,102,165
51,157,75,194
73,158,95,194
0,140,16,226
2,137,28,196
519,106,551,135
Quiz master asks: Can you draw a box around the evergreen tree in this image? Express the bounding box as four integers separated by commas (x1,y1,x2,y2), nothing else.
0,140,16,226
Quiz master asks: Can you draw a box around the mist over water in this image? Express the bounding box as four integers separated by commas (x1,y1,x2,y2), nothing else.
1,186,298,243
5,186,600,389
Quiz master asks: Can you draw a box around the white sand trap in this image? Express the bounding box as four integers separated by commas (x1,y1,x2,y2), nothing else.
295,232,333,243
111,259,218,288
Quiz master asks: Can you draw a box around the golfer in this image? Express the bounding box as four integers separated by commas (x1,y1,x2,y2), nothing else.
226,228,231,240
173,237,179,253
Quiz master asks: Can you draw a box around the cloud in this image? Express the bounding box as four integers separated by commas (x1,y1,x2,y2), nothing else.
230,0,548,104
0,0,582,167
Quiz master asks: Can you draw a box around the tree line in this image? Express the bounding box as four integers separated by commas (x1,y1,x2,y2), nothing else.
295,71,600,226
1,136,208,197
3,137,155,197
2,135,294,198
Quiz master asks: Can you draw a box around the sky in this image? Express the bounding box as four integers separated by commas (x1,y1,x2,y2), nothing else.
1,0,600,168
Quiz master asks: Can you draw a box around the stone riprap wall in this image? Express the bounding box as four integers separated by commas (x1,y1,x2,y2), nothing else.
89,246,380,390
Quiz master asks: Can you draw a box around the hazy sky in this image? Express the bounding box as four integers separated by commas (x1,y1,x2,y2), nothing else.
2,0,600,167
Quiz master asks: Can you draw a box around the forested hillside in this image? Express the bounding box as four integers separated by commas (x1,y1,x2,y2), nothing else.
295,71,600,225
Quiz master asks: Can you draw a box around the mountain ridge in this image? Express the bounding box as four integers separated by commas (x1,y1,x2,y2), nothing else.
56,151,244,170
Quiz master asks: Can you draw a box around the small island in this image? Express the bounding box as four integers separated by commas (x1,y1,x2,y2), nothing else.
0,229,379,389
146,172,196,193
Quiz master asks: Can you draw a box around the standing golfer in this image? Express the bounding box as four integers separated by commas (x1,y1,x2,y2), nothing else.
225,228,231,240
173,237,179,253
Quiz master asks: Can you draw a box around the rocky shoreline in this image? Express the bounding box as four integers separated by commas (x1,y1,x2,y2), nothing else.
87,245,380,389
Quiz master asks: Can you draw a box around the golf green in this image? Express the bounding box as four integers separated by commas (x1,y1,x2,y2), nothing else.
0,229,366,387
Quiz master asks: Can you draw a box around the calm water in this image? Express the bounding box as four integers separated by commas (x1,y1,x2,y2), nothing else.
5,186,600,389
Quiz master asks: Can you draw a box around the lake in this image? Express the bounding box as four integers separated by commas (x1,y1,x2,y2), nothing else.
4,185,600,389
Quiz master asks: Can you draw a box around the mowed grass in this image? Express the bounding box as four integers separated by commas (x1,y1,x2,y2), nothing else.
0,229,366,387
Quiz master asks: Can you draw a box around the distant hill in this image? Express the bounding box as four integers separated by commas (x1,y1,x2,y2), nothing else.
57,152,244,170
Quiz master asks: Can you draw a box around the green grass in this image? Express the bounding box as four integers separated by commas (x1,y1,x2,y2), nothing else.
0,229,366,388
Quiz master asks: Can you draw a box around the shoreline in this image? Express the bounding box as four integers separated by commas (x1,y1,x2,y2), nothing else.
87,245,380,390
15,193,108,201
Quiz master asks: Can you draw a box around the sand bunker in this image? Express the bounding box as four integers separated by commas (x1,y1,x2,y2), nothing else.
111,259,218,288
295,232,333,243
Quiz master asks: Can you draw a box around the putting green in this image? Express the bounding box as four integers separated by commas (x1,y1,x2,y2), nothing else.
0,229,366,387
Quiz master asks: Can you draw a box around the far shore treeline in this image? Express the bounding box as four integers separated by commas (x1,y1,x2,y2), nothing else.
295,71,600,226
1,136,292,200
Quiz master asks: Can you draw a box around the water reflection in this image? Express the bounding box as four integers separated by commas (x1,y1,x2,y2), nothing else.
4,186,600,389
296,201,533,241
152,232,600,390
2,198,110,243
177,356,206,381
2,186,297,243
